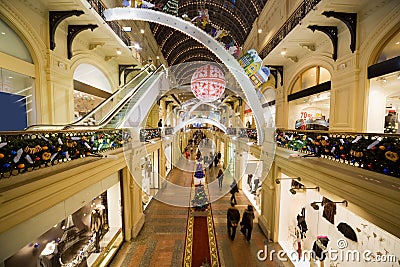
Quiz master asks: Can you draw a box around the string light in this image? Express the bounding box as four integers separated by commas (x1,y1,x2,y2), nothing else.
165,37,191,58
179,2,247,34
172,54,217,65
170,46,212,65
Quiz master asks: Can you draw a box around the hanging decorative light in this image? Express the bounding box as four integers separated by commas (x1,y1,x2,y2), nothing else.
191,64,226,102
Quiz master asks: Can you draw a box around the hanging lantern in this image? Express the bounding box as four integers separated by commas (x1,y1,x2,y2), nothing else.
191,64,225,102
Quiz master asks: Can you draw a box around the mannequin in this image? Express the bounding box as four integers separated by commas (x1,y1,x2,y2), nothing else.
90,208,102,253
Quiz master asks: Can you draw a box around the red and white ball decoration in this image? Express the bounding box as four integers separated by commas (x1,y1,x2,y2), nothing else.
191,64,226,102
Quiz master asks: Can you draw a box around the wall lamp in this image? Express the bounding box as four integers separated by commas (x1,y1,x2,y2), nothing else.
289,186,319,195
275,177,301,184
310,200,348,210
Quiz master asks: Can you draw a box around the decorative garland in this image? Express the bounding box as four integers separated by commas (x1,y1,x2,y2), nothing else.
276,129,400,178
0,130,130,178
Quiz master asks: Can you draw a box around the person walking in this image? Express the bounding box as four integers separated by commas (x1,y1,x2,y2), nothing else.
240,205,255,241
217,168,224,189
158,119,163,127
227,203,240,240
230,179,239,205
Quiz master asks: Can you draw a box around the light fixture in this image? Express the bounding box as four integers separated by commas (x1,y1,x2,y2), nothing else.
310,200,348,210
156,56,160,59
275,177,301,184
116,49,122,55
133,43,141,50
290,186,319,195
396,41,400,45
1,32,5,35
258,28,262,34
140,29,145,34
122,26,132,32
280,48,287,56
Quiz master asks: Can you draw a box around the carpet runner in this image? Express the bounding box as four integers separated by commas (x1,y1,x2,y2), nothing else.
183,162,219,267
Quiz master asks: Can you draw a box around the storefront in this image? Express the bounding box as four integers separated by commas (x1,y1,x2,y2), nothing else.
366,32,400,134
5,182,123,267
276,172,400,267
241,152,262,213
288,66,331,131
141,149,160,210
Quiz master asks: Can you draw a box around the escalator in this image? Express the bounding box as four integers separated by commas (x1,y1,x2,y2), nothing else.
26,64,165,130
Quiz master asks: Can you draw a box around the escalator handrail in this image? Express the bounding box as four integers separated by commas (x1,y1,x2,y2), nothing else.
65,64,166,130
71,64,155,126
97,65,164,126
24,64,156,131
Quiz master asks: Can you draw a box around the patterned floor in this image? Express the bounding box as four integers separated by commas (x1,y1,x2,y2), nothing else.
110,160,292,267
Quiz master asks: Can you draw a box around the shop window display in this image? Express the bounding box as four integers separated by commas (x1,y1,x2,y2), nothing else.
5,187,122,267
277,174,400,267
289,67,331,131
290,92,330,131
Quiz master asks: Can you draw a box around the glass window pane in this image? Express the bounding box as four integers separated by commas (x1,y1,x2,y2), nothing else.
319,67,331,84
0,68,36,129
0,18,33,63
291,77,301,94
301,67,317,89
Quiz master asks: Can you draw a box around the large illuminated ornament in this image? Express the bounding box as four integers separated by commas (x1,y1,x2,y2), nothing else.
191,64,226,102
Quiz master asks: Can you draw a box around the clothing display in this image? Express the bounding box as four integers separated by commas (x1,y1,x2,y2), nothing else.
322,197,336,224
296,208,308,239
337,222,358,242
90,207,105,253
312,236,330,261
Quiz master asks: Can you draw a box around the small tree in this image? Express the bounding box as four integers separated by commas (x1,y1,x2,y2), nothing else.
162,0,178,16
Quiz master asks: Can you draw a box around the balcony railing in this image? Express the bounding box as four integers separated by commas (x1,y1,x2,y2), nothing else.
259,0,321,58
86,0,130,46
276,129,400,178
0,129,130,179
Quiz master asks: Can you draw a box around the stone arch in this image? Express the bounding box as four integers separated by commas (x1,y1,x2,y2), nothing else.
0,2,47,122
360,6,400,68
285,55,334,97
70,53,117,92
104,8,266,144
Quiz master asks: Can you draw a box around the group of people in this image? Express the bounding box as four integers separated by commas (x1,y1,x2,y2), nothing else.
225,176,255,241
227,203,255,241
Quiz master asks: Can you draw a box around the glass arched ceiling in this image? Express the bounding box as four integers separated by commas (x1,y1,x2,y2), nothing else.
150,0,268,65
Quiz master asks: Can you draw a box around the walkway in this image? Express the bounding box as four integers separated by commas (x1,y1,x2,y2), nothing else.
110,157,290,266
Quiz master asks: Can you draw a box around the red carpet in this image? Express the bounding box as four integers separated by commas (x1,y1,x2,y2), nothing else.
191,216,211,267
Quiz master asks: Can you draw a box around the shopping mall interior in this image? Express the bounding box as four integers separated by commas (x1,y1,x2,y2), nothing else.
0,0,399,266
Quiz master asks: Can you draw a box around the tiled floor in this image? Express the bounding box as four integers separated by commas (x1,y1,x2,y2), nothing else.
110,156,292,267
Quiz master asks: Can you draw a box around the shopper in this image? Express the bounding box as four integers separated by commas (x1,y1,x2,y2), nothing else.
217,168,224,189
158,119,163,127
240,205,255,241
230,179,239,205
227,203,241,240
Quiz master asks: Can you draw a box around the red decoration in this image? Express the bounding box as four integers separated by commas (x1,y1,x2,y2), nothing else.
191,64,225,102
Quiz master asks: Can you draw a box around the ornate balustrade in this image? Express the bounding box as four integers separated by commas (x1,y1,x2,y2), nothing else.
276,129,400,178
259,0,321,58
87,0,130,46
0,129,130,179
